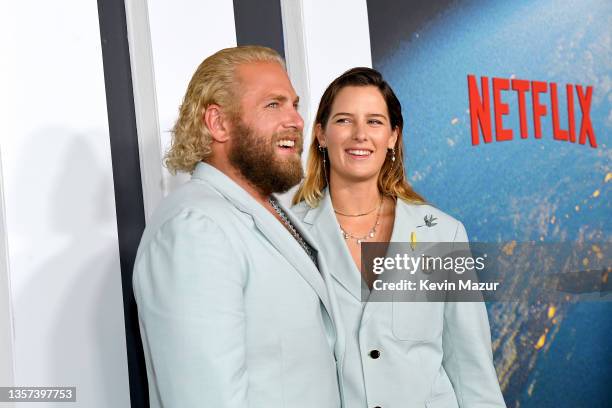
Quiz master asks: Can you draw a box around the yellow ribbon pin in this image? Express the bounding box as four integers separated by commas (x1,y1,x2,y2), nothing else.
410,231,417,250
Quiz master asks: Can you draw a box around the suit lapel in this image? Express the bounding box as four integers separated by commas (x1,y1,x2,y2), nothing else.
276,198,344,361
191,163,331,314
303,189,365,302
253,198,332,313
388,199,425,244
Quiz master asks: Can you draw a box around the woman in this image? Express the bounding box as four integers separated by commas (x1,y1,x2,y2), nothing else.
292,68,505,408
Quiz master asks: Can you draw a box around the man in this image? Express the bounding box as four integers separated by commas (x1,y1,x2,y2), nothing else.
133,46,343,407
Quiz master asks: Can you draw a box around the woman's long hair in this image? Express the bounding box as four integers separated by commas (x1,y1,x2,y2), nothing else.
292,67,425,207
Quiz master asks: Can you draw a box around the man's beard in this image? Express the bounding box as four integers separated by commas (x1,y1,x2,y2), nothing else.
228,119,304,195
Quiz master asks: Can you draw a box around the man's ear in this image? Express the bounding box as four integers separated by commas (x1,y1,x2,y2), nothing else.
315,123,326,148
203,104,231,143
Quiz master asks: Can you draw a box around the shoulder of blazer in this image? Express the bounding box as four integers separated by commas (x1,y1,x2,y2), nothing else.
144,179,248,241
395,199,465,240
397,200,460,223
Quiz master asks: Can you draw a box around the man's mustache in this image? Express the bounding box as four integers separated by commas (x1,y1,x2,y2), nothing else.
273,130,304,150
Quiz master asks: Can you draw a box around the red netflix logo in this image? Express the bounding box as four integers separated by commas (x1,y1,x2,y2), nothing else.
468,75,597,148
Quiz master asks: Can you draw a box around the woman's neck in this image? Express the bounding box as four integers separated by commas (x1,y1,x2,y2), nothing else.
329,176,381,215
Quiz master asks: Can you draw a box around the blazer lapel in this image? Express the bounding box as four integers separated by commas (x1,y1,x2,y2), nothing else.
191,163,331,314
389,200,423,243
303,189,366,302
276,198,344,360
252,199,332,314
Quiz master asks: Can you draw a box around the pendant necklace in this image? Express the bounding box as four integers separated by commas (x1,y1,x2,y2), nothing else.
338,198,384,244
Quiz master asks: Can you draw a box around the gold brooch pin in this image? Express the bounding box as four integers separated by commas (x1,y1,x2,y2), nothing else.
410,231,417,250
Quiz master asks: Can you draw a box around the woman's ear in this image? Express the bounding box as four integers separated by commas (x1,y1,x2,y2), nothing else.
204,104,230,143
315,123,326,148
388,126,399,149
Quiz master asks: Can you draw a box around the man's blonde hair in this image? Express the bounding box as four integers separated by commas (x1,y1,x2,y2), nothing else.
165,46,285,174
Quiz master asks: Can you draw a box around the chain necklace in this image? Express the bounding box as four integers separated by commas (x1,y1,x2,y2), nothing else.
338,198,384,244
334,202,378,217
268,196,318,267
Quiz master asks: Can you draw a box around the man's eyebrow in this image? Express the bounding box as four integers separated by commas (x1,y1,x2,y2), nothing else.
260,93,285,102
264,94,288,101
263,94,300,105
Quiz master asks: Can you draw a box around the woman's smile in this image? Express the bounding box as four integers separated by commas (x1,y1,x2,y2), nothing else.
345,148,373,160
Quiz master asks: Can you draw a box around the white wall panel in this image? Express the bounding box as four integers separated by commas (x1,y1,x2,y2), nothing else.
0,148,14,406
0,1,130,406
144,0,237,196
278,0,371,205
125,0,165,221
281,0,372,154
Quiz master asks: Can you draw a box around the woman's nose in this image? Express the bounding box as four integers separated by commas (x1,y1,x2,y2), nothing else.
352,122,368,142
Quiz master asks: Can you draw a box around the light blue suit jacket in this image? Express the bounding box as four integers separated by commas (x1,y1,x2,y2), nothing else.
292,190,506,408
133,163,345,408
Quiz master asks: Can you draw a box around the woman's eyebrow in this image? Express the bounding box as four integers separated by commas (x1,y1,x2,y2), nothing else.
331,112,388,118
331,112,354,118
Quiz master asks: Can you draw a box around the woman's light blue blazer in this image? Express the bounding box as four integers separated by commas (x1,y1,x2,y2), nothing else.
133,163,344,408
292,189,506,408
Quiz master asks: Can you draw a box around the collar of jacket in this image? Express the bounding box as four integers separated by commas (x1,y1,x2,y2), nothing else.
301,188,423,302
191,162,333,315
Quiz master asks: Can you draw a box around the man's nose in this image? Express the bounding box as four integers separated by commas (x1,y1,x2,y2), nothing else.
285,105,304,131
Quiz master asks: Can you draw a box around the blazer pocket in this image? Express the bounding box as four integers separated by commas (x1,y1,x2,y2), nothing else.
425,392,459,408
392,301,444,341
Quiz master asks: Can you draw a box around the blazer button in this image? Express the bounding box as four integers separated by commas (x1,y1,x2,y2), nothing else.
369,349,381,359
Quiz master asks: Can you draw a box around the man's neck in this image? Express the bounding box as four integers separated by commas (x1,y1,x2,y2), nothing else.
205,159,271,208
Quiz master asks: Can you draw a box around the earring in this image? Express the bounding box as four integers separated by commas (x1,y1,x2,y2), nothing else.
389,147,396,163
319,145,329,184
318,145,326,165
